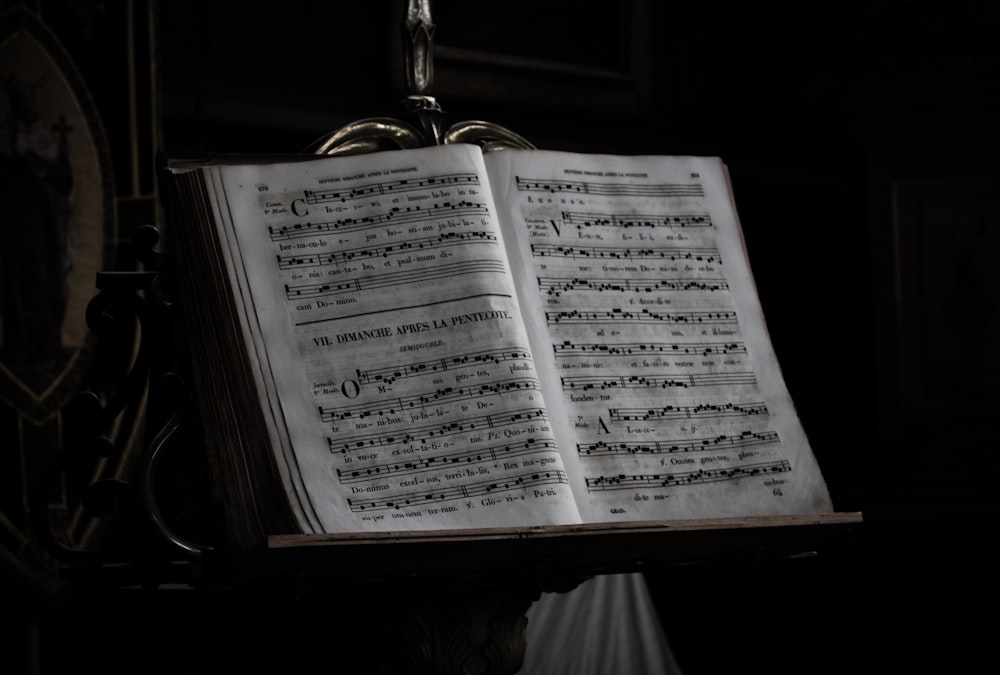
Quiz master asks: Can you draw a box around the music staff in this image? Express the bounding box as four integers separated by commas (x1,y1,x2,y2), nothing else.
607,401,769,422
268,201,489,241
304,173,481,204
330,407,548,453
320,377,541,422
347,469,569,512
356,347,533,386
337,438,558,483
560,212,711,229
546,308,739,326
584,460,791,492
539,276,729,296
514,176,703,198
561,372,757,391
284,259,507,300
277,231,497,270
577,429,779,458
530,243,721,264
553,340,746,357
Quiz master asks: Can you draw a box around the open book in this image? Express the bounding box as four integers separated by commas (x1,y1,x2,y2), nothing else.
164,144,832,550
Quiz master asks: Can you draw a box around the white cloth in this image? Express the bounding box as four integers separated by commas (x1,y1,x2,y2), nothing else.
520,573,682,674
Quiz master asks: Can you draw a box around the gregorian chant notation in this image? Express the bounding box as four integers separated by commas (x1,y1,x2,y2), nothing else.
330,407,548,452
347,469,569,512
530,243,721,264
577,429,780,458
553,340,746,357
355,347,533,386
319,377,541,423
304,173,480,204
277,231,497,270
561,372,757,391
607,401,768,422
560,212,711,229
584,460,791,493
539,276,729,296
268,201,489,241
284,259,507,300
514,176,703,198
337,438,558,483
546,308,739,326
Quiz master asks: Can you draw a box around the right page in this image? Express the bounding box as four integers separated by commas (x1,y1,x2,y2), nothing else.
486,150,833,522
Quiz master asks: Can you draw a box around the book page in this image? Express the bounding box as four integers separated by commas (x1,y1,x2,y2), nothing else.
202,144,581,533
486,150,833,523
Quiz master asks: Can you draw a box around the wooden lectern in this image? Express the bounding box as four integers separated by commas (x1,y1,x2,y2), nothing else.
29,3,861,673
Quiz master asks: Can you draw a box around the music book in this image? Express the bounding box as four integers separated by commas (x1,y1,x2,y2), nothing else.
163,144,833,551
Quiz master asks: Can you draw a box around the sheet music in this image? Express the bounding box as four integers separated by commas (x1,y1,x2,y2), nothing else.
208,145,581,533
486,151,832,522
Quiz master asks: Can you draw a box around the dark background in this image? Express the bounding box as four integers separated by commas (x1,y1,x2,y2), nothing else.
3,1,998,673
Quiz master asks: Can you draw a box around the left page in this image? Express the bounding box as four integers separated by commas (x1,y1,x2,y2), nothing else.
184,144,582,534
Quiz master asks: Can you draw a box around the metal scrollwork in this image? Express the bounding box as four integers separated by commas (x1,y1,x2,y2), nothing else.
443,120,535,152
309,0,534,157
306,116,427,156
30,225,214,575
30,272,153,563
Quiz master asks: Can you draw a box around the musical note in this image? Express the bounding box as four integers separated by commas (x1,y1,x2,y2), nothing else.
530,243,721,264
514,176,703,198
336,438,559,483
268,201,489,241
319,377,541,422
552,340,746,357
284,279,360,298
577,429,780,458
355,347,533,386
583,460,791,492
276,231,497,270
560,372,757,391
347,469,569,512
284,259,508,300
304,173,481,205
546,308,739,326
607,401,768,422
538,276,729,296
330,408,548,453
560,211,711,229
